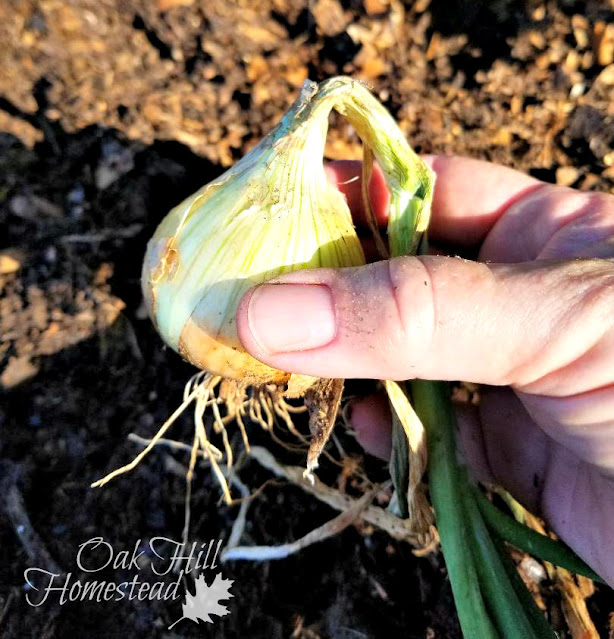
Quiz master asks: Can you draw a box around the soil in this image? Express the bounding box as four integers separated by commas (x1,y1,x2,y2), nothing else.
1,1,614,638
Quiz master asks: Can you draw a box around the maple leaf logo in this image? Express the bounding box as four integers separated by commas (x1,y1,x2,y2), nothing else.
168,573,234,629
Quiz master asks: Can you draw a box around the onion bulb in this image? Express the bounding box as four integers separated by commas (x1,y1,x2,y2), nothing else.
141,77,433,385
94,77,434,501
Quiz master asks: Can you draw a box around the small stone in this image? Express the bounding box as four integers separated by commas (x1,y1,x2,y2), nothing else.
519,556,547,584
569,82,585,98
44,246,57,264
556,166,580,186
95,165,117,190
9,195,29,218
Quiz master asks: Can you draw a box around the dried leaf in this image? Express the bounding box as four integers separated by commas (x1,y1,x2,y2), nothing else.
305,378,344,473
384,380,433,534
388,409,409,518
520,508,599,639
558,570,599,639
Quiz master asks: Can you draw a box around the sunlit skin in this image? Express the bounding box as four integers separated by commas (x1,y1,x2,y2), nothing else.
237,155,614,587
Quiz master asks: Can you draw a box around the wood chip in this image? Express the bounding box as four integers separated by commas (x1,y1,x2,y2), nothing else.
492,127,513,146
0,356,39,389
413,0,431,12
0,252,21,275
572,14,590,49
594,21,614,66
157,0,194,10
364,0,389,16
596,64,614,85
556,166,580,186
312,0,349,37
355,45,389,80
581,173,601,190
517,506,600,639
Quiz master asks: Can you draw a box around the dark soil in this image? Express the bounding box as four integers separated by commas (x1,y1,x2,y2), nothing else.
1,1,613,638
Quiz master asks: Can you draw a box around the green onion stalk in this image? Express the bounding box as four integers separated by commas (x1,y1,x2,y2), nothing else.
95,77,603,637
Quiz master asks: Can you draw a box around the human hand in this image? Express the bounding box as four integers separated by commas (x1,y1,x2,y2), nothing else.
236,155,614,587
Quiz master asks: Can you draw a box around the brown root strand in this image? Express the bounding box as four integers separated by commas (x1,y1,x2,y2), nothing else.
94,372,436,559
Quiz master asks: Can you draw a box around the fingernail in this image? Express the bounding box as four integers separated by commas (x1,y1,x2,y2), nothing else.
247,284,336,353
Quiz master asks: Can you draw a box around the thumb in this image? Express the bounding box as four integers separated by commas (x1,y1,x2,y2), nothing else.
236,256,613,390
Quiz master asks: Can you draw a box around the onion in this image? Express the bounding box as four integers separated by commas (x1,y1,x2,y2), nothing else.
141,77,433,383
96,76,434,505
